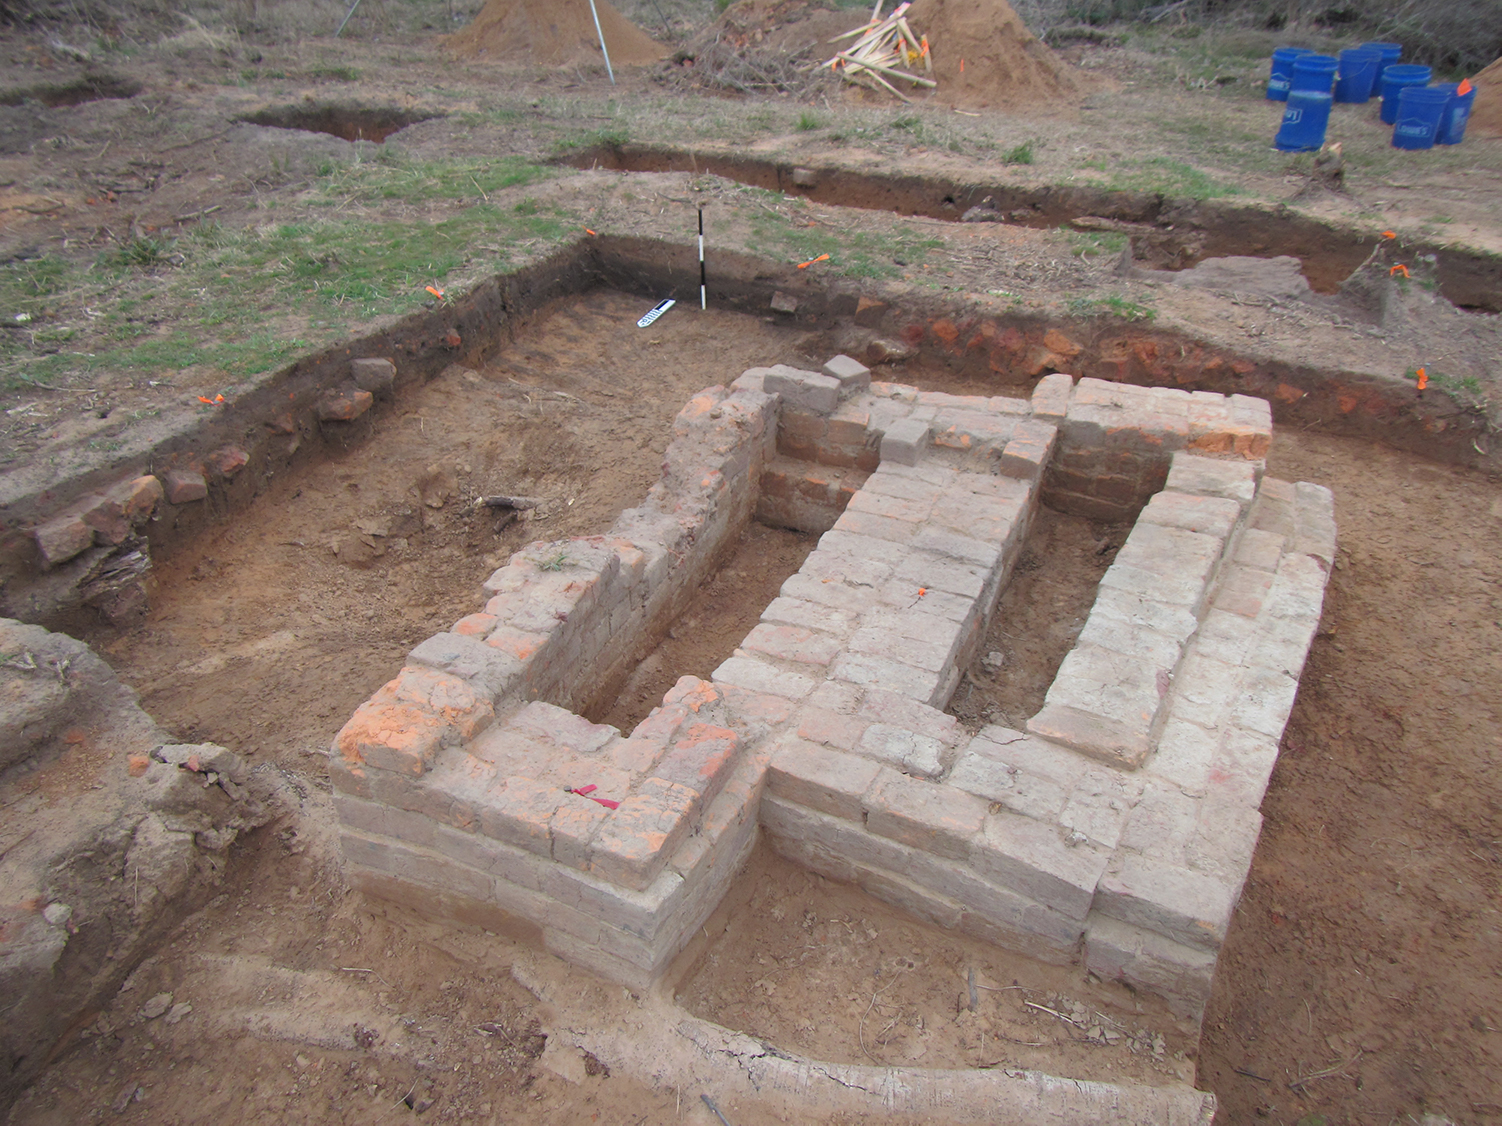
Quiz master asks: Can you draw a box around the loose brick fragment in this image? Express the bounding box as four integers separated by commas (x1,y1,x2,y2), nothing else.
335,665,494,776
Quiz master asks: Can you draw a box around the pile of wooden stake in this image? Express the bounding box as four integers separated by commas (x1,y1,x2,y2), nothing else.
821,0,935,102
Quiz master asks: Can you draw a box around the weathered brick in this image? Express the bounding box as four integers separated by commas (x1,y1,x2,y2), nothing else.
1094,854,1237,952
973,811,1110,921
33,513,94,567
1028,703,1151,770
335,666,494,776
796,707,868,751
856,723,948,777
760,597,861,637
1232,528,1285,572
651,722,739,803
946,748,1067,821
880,418,930,466
1083,914,1216,1022
763,365,841,413
591,777,700,891
864,768,986,858
713,654,819,700
475,777,568,856
768,738,882,821
1059,766,1143,850
550,797,612,869
740,623,843,667
823,353,872,394
1164,453,1256,506
1147,718,1217,796
1139,491,1241,539
831,653,943,707
1213,566,1275,618
408,631,522,699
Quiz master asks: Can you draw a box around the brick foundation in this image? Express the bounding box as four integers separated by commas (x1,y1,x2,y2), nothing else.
333,354,1332,1027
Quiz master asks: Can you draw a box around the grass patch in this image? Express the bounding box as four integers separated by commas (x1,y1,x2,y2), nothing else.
1,156,568,393
748,209,944,280
1066,293,1156,321
1097,157,1243,200
796,110,824,133
1002,139,1036,166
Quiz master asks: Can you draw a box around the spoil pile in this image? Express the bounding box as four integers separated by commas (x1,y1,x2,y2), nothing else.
1473,56,1501,136
444,0,668,67
905,0,1080,110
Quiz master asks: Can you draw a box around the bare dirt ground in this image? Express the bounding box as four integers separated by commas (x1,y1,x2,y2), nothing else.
3,9,1502,1125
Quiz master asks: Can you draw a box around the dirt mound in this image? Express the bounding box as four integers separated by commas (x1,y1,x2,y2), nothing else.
703,0,854,54
444,0,667,67
1471,57,1502,137
905,0,1081,110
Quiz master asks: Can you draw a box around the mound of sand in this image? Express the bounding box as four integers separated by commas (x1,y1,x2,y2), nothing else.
1472,57,1501,137
905,0,1080,110
444,0,667,67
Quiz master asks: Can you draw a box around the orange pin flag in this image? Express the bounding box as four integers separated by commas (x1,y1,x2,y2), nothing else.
1416,367,1428,392
796,253,830,269
1458,78,1472,95
1389,264,1409,277
425,285,445,299
1382,230,1397,239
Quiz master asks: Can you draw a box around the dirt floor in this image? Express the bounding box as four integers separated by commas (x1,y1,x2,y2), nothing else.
3,9,1502,1125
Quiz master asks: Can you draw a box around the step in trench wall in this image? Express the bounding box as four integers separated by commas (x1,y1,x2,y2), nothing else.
331,354,1333,1027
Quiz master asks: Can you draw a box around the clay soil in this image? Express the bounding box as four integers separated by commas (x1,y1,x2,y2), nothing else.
3,13,1502,1126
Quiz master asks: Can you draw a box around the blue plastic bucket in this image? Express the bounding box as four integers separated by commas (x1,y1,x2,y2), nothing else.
1267,47,1314,101
1381,64,1432,124
1361,41,1403,97
1275,88,1334,152
1392,85,1450,149
1335,47,1381,103
1290,53,1338,96
1438,82,1476,144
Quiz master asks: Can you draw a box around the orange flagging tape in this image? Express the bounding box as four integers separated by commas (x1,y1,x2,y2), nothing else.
1416,367,1428,391
1458,78,1473,95
796,253,831,269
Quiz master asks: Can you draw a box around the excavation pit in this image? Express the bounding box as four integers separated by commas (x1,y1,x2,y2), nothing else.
237,104,442,143
331,345,1332,1042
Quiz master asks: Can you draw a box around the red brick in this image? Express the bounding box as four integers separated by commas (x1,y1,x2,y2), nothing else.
163,468,208,504
591,777,700,890
205,445,249,478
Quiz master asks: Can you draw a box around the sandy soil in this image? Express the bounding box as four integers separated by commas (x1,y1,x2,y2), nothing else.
3,14,1502,1126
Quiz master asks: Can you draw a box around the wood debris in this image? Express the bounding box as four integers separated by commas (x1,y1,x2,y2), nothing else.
821,0,935,102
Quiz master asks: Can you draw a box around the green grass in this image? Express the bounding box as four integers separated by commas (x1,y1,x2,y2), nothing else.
1095,157,1244,200
1,156,567,392
748,210,944,280
796,111,824,133
1066,293,1156,321
1002,140,1036,166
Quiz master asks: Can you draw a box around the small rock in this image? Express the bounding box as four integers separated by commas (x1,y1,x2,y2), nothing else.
981,650,1005,672
770,291,798,314
791,167,817,187
164,1002,193,1025
351,357,396,396
961,196,1003,223
42,902,72,927
139,992,172,1020
318,385,374,422
111,1084,142,1114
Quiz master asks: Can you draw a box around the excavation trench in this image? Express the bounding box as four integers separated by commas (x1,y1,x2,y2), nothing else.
237,104,443,142
0,74,142,108
567,144,1502,312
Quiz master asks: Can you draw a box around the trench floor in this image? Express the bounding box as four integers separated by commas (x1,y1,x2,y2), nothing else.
13,289,1500,1124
